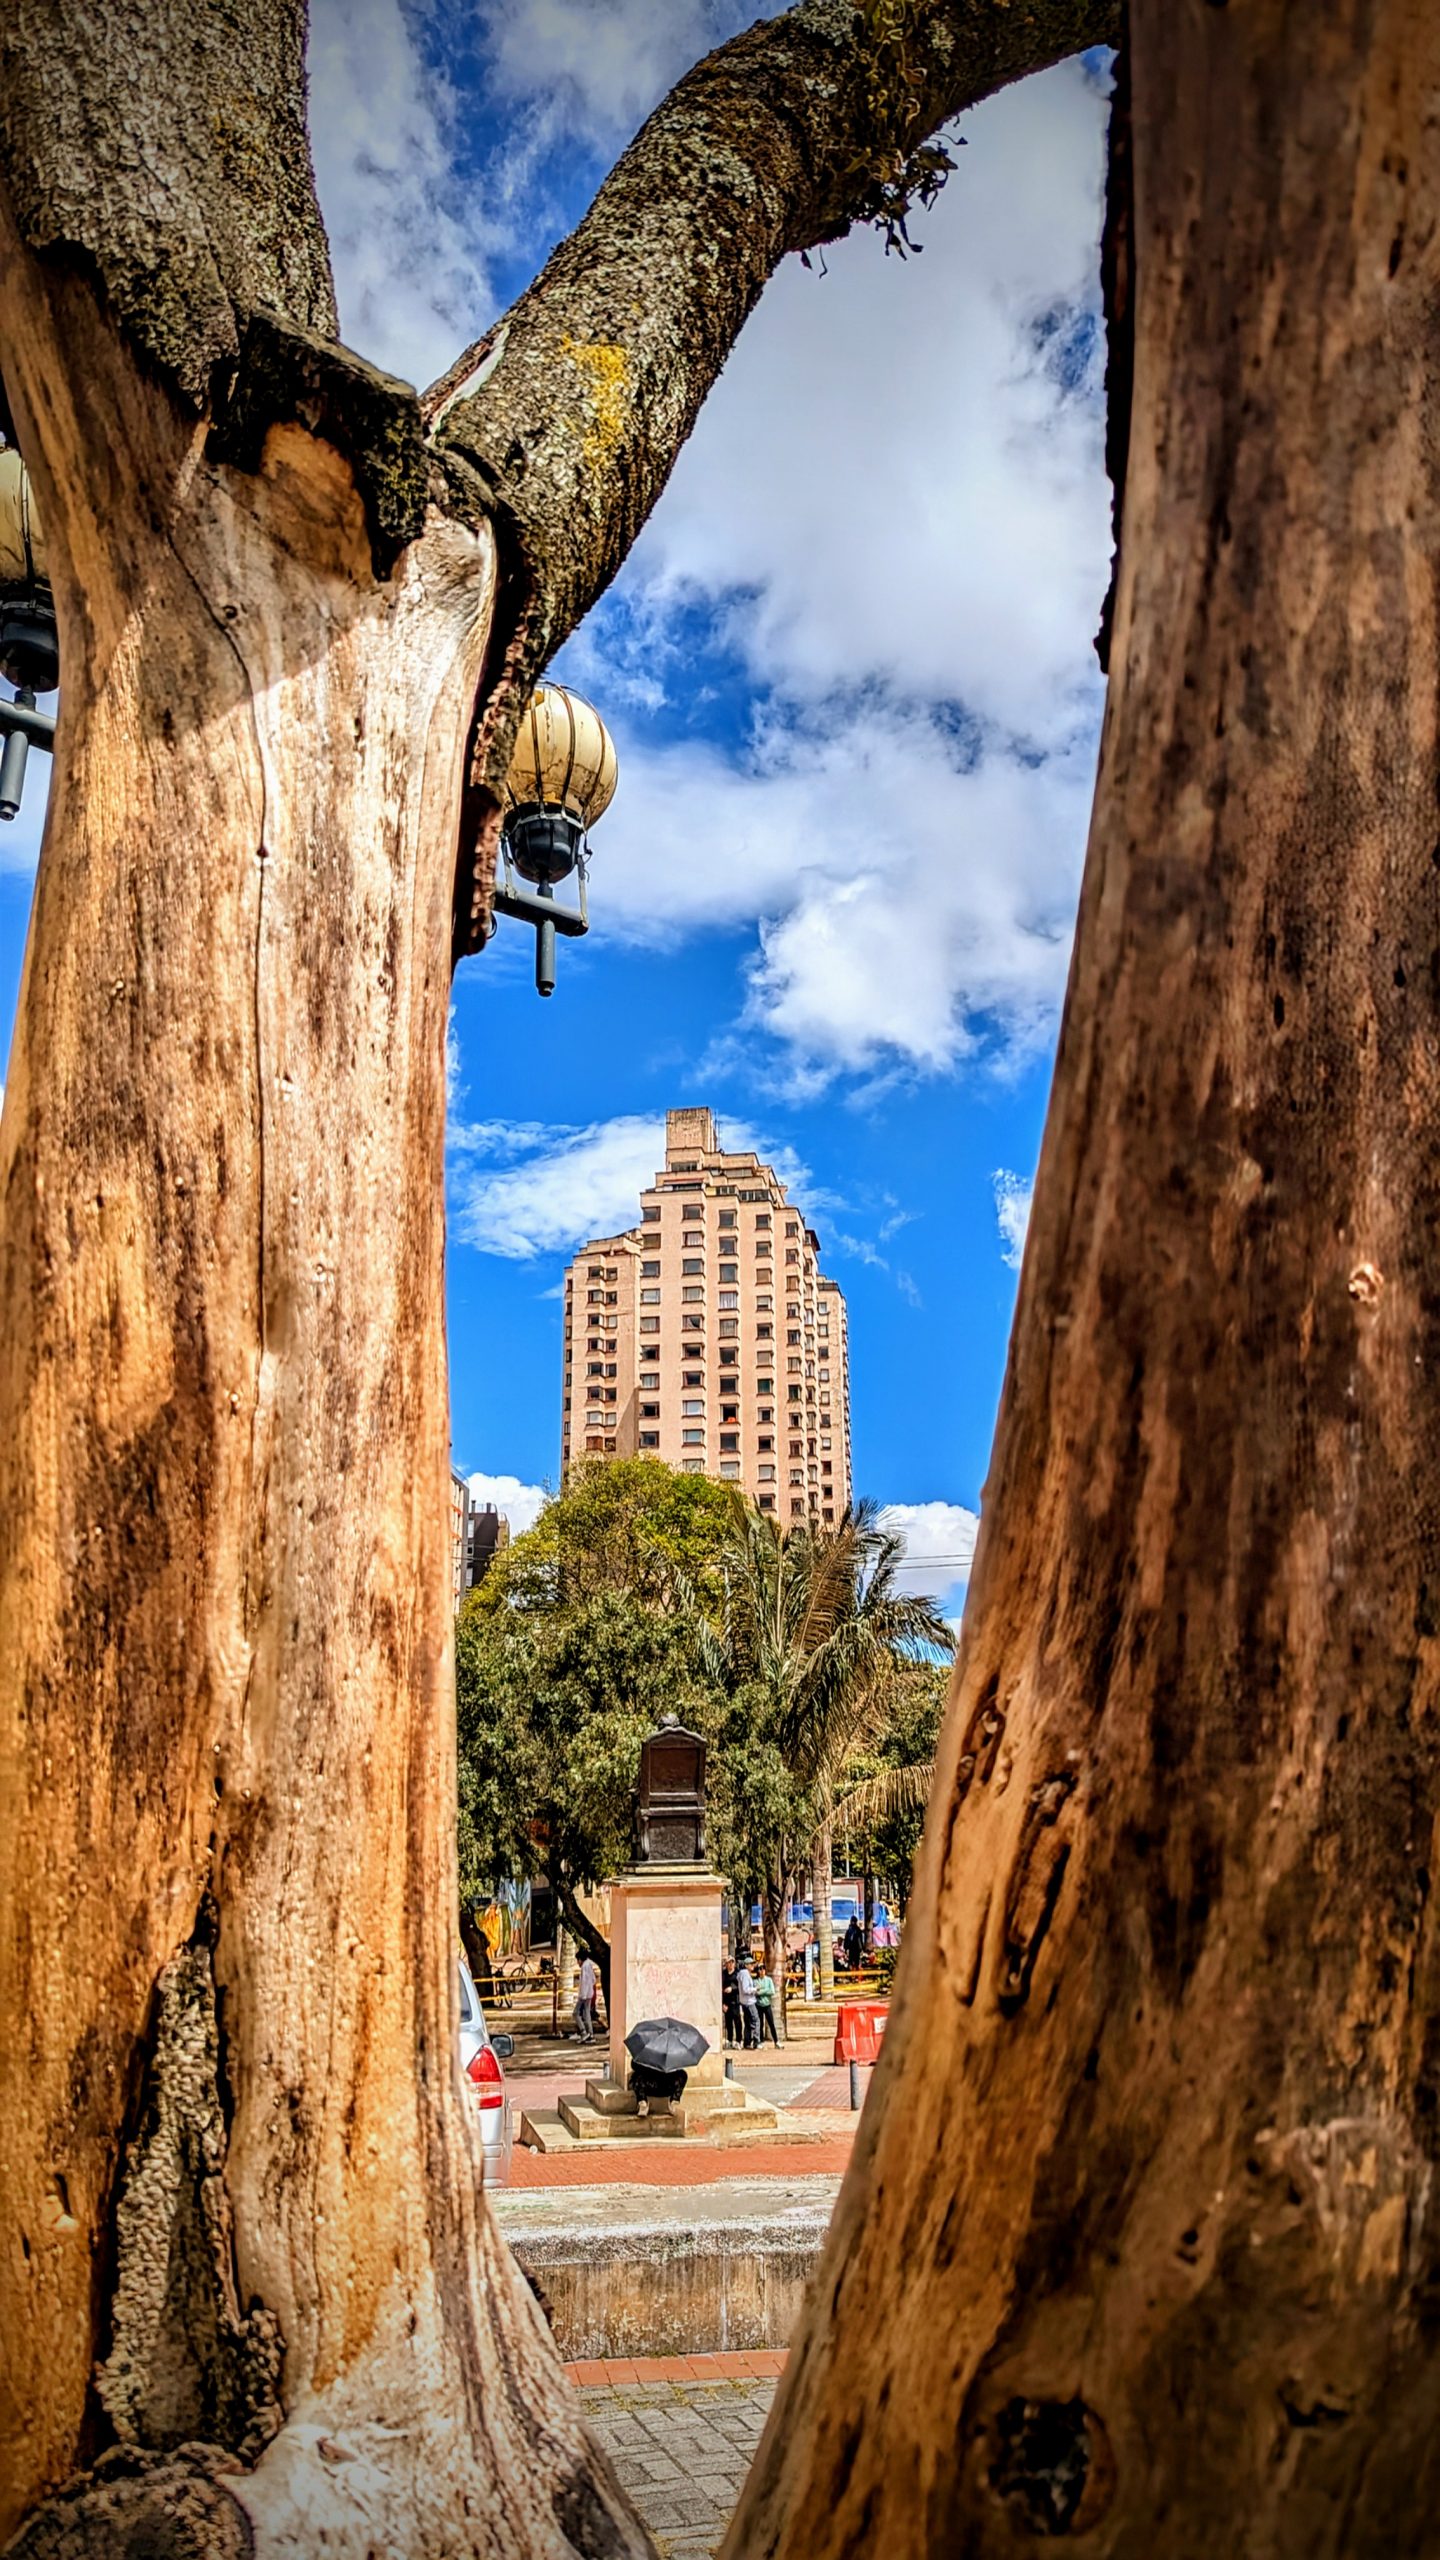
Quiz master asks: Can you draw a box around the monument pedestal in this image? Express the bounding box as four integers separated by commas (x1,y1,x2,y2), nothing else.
546,1863,777,2146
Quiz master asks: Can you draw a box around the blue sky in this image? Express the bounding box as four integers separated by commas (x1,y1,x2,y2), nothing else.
0,4,1113,1617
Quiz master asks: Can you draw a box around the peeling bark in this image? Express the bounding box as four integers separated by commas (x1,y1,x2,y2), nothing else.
728,2,1440,2552
0,247,648,2554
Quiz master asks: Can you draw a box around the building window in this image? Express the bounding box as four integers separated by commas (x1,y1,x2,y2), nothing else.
682,1256,704,1275
790,1440,803,1457
682,1427,704,1445
758,1435,773,1452
640,1288,661,1305
791,1499,804,1517
790,1470,804,1485
682,1398,704,1417
719,1262,738,1283
641,1260,661,1278
720,1461,741,1479
639,1431,659,1449
682,1285,704,1303
719,1318,739,1338
682,1369,703,1388
757,1380,774,1399
643,1206,660,1222
719,1291,738,1310
721,1405,739,1424
823,1507,834,1522
756,1324,773,1342
786,1222,799,1237
682,1204,703,1222
756,1213,772,1229
759,1493,776,1511
787,1329,802,1347
640,1317,660,1334
820,1435,832,1451
719,1207,736,1226
720,1432,739,1452
588,1263,604,1277
758,1463,776,1482
640,1403,660,1420
683,1458,705,1474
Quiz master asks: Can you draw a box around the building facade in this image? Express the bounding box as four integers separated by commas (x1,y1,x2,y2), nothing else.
561,1107,852,1522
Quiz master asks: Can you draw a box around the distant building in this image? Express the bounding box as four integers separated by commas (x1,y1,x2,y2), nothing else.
560,1106,852,1523
449,1468,470,1611
467,1502,510,1590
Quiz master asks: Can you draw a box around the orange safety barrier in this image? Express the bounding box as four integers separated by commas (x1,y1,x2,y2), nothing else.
833,1999,889,2066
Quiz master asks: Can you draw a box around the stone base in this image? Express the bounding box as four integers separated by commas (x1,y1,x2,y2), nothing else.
526,2076,781,2150
557,2074,777,2143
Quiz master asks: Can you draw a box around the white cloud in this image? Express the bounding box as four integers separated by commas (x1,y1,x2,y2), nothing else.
560,56,1110,1084
465,1469,548,1537
881,1498,980,1615
473,0,763,153
608,59,1109,740
308,0,500,387
993,1169,1034,1269
449,1108,809,1260
583,702,1093,1084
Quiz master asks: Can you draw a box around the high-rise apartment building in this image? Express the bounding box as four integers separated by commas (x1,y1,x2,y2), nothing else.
561,1108,852,1522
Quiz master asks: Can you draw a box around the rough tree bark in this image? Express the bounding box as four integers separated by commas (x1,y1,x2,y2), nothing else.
0,4,1117,2545
728,2,1440,2553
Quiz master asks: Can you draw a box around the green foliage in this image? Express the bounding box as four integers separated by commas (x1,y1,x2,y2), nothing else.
475,1456,738,1615
691,1500,955,1921
835,1658,950,1905
455,1463,955,1954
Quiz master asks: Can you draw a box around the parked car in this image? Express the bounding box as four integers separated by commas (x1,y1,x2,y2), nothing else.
458,1956,515,2185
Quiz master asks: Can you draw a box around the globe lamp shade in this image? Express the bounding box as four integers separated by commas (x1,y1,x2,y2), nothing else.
0,446,57,694
502,683,617,885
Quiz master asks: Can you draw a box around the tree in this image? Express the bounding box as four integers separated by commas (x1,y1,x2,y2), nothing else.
726,5,1440,2555
696,1504,952,2011
457,1583,716,1994
832,1656,949,1915
2,13,1122,2536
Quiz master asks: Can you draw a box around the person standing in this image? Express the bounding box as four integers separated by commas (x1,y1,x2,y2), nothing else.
754,1964,781,2046
736,1957,761,2050
576,1950,600,2043
843,1913,864,1975
722,1958,742,2049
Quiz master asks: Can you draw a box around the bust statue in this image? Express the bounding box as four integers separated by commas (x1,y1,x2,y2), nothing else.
634,1715,707,1864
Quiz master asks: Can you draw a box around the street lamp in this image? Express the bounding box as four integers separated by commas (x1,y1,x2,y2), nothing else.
490,683,617,997
0,443,57,824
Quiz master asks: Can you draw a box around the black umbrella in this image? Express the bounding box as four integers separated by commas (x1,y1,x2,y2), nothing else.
625,2016,710,2076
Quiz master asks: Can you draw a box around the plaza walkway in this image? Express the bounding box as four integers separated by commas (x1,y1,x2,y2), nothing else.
572,2357,786,2560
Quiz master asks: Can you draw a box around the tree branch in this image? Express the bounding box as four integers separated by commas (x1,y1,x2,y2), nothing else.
0,0,335,407
433,0,1117,952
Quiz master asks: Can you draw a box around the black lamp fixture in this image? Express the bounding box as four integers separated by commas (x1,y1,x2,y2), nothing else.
0,441,57,824
488,682,618,996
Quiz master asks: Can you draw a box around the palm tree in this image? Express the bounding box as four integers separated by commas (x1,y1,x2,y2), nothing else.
697,1501,953,2011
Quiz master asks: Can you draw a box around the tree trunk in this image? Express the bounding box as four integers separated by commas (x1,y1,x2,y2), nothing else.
554,1876,610,2003
812,1825,834,2004
0,257,648,2556
862,1871,875,1954
729,3,1440,2553
555,1920,577,2020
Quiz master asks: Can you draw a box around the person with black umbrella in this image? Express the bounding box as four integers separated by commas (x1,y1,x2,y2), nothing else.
625,2016,709,2114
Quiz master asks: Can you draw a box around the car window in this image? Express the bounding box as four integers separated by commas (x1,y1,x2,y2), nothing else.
457,1961,475,2025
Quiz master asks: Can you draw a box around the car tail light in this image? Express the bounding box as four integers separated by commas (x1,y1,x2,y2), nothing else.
467,2044,504,2111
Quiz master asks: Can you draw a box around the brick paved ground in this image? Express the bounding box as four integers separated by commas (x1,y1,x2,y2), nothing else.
506,2132,856,2188
576,2360,784,2560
